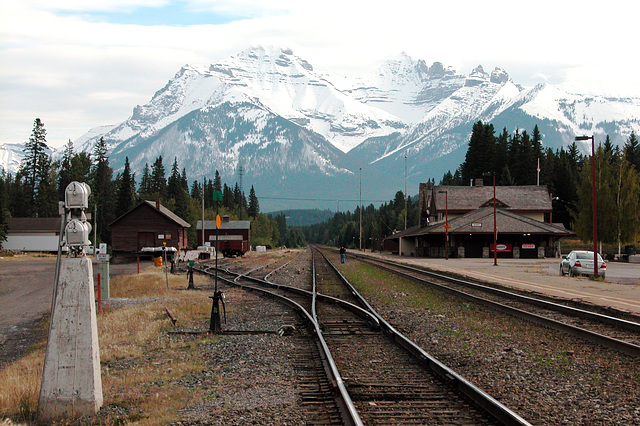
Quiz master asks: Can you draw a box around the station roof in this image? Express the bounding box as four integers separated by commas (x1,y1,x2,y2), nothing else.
110,200,191,228
385,207,573,242
410,207,572,237
433,185,552,213
6,217,62,233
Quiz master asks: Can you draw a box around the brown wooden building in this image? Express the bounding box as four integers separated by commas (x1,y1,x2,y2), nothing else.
196,216,251,257
385,181,573,258
110,200,190,260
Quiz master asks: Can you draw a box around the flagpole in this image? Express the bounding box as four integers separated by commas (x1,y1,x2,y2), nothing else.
536,158,540,186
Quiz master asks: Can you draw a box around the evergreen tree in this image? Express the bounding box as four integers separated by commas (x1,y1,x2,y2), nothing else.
70,152,92,183
150,156,167,200
167,157,182,201
460,121,496,182
35,155,59,217
440,171,455,185
58,139,74,198
8,171,28,217
213,171,222,192
21,118,50,216
623,131,640,172
493,128,509,179
139,163,152,199
90,137,114,244
222,183,233,208
205,179,214,209
190,180,202,201
180,168,189,192
166,158,190,219
572,146,640,248
248,185,259,218
115,156,137,218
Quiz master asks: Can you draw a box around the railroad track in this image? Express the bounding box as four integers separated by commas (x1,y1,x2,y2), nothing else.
340,249,640,358
196,248,530,425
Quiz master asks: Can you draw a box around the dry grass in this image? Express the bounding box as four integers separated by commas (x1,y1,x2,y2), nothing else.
0,264,217,424
0,252,57,262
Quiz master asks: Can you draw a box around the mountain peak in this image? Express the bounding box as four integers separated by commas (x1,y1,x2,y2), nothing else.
376,52,429,85
231,45,314,72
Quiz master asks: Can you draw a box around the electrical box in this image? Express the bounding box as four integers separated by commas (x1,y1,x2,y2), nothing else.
65,219,92,247
65,181,91,210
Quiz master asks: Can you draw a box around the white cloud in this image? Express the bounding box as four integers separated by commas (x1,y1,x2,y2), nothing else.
1,0,639,148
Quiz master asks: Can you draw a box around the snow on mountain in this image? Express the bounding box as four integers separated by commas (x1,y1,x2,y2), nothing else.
330,53,466,124
0,143,27,174
3,46,640,211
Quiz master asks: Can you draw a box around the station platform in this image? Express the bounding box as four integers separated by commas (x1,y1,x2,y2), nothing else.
359,252,640,316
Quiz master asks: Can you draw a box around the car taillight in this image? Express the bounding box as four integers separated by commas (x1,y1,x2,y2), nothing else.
601,263,606,269
574,260,582,267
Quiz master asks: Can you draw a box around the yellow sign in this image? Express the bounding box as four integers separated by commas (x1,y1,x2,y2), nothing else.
216,214,221,229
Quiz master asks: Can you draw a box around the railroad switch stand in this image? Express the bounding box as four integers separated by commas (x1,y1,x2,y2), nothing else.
209,290,226,334
187,265,195,289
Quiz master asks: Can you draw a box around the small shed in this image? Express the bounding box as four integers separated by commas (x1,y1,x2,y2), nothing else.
4,217,63,252
196,216,251,257
110,200,190,260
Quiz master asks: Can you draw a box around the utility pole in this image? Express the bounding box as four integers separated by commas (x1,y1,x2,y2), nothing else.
404,152,408,230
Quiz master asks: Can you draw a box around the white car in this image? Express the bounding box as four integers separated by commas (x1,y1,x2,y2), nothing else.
560,250,606,278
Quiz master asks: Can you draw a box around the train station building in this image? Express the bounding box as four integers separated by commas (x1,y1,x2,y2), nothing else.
384,180,573,258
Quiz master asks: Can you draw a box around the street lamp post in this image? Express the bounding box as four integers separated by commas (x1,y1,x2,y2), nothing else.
484,172,498,266
359,167,362,251
575,135,599,278
404,152,408,230
438,190,449,260
493,174,497,266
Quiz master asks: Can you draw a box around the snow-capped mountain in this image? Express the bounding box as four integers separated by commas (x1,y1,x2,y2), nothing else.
0,143,30,174
3,46,640,211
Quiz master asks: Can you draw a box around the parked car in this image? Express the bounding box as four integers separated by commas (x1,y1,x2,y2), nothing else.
560,250,606,278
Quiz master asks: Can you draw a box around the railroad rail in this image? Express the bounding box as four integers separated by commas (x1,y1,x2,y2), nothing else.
339,249,640,358
196,248,531,425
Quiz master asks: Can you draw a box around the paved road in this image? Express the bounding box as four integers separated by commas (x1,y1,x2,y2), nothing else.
0,258,149,330
0,258,151,366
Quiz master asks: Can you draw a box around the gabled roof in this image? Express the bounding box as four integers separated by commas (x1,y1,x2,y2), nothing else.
408,207,572,237
6,217,62,233
110,201,191,228
434,185,552,212
197,220,251,230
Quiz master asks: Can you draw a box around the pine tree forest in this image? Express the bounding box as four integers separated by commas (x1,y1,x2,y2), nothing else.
1,119,639,255
0,120,296,250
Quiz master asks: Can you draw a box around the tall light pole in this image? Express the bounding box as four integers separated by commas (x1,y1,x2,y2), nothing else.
493,174,497,266
359,167,362,251
483,172,498,266
575,135,599,278
438,190,449,260
404,152,408,230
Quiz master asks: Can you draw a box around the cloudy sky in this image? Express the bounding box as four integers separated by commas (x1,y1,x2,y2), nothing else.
1,0,638,149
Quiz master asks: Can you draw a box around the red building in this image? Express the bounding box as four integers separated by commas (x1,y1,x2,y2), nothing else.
196,216,250,257
110,200,190,260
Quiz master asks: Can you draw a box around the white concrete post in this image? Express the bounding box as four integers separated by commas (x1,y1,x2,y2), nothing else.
38,256,103,419
39,181,103,420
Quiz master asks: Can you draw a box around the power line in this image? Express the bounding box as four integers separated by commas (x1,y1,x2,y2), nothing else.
258,196,388,203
